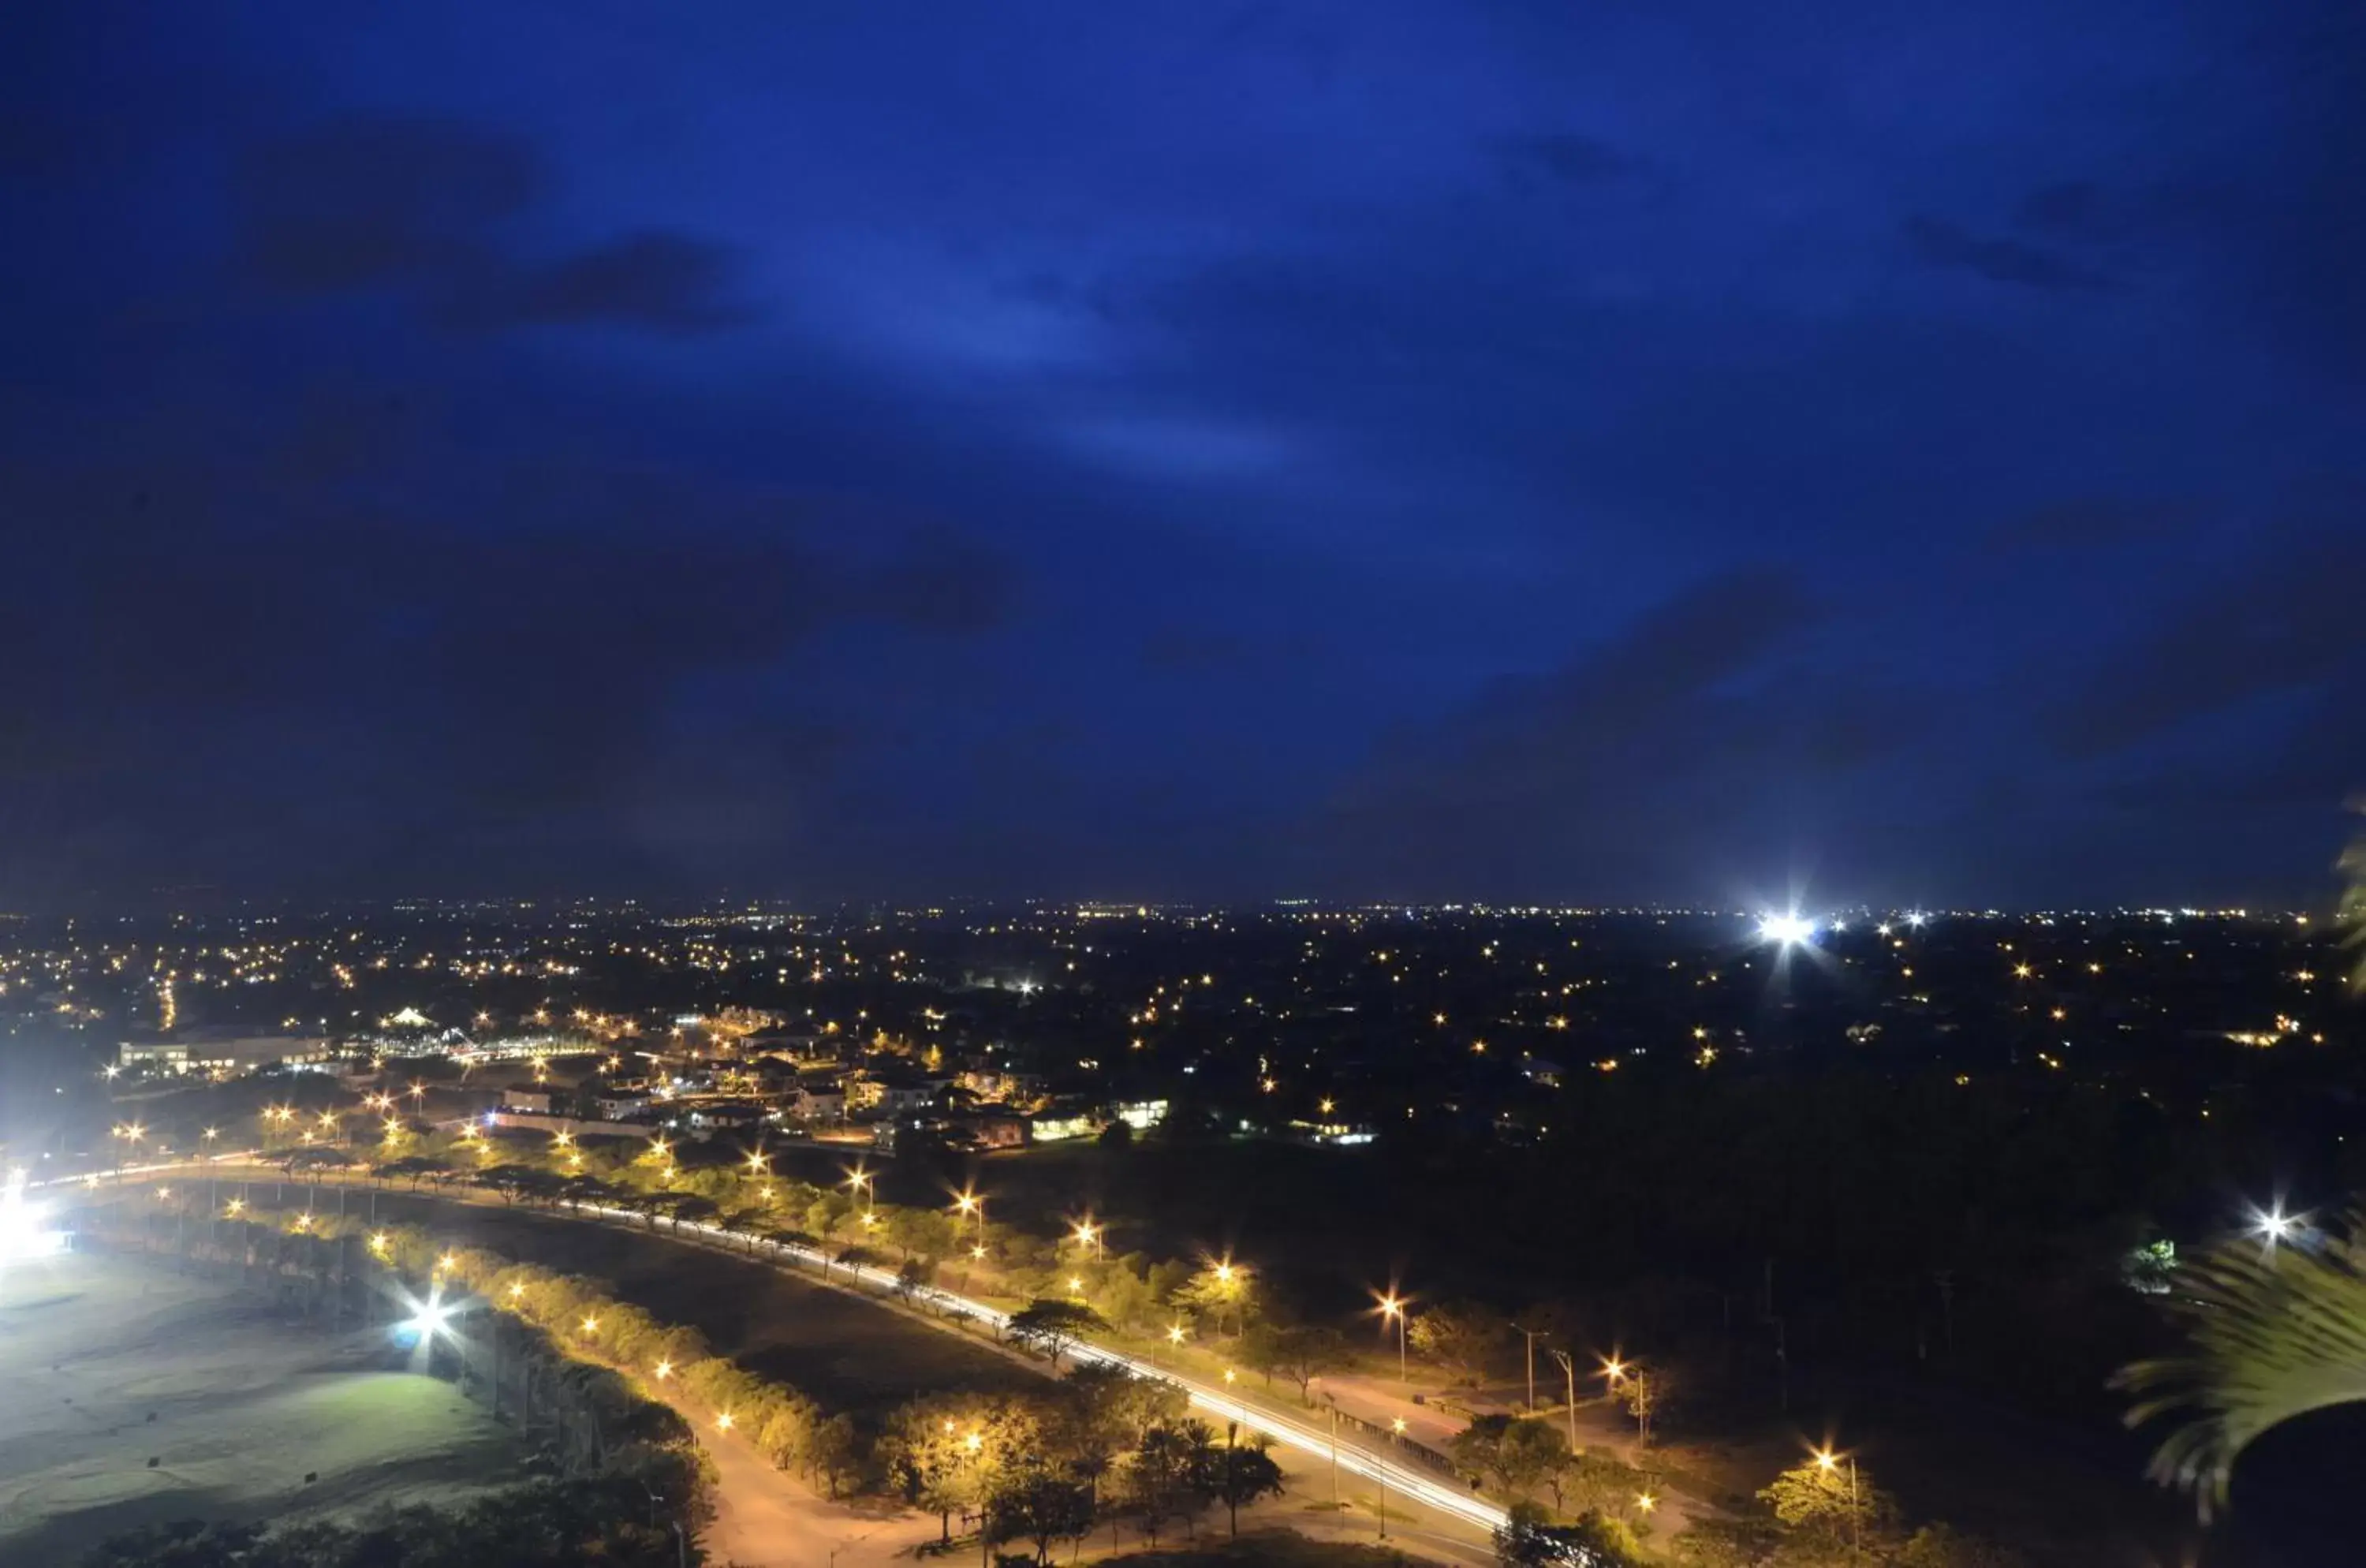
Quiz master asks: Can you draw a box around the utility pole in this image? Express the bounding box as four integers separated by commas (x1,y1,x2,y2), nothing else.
1517,1326,1544,1413
1548,1349,1577,1454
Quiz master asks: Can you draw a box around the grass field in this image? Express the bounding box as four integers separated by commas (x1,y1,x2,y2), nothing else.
0,1249,517,1562
355,1189,1048,1417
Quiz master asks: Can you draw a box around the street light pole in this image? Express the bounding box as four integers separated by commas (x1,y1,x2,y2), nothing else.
1550,1349,1577,1454
1518,1326,1543,1413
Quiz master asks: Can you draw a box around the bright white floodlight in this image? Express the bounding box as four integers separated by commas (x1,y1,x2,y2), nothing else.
0,1168,64,1264
1758,913,1816,946
2253,1207,2299,1243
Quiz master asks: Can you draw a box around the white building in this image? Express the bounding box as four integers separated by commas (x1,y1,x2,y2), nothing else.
118,1030,334,1075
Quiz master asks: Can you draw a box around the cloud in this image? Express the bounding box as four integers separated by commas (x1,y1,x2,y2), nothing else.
1983,497,2186,554
2016,180,2104,234
2043,527,2366,756
236,117,536,293
1492,132,1636,188
235,117,748,334
1315,569,1928,895
441,230,748,334
1902,215,2115,292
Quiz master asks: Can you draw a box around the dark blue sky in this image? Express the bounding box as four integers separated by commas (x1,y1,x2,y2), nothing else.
6,2,2364,907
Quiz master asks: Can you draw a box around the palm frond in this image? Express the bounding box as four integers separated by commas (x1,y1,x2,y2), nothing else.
2114,1208,2366,1518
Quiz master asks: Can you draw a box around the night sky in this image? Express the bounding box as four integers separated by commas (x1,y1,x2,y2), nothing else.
6,2,2364,908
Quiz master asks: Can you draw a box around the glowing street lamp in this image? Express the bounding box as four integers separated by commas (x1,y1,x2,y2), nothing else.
655,1359,674,1380
1073,1216,1103,1260
952,1189,985,1244
715,1411,735,1432
2254,1205,2301,1243
1813,1447,1862,1559
1167,1321,1188,1346
1375,1291,1410,1383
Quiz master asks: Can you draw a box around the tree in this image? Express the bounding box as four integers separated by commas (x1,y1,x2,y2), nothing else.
810,1412,862,1499
1170,1262,1257,1338
894,1256,931,1300
1006,1298,1107,1367
2115,1205,2366,1517
988,1467,1094,1564
1898,1523,2032,1568
1240,1323,1348,1402
1127,1424,1198,1546
1409,1300,1510,1386
1614,1365,1666,1446
1200,1430,1285,1536
1760,1458,1893,1549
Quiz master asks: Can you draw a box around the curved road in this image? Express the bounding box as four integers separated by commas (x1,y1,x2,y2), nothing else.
42,1157,1510,1555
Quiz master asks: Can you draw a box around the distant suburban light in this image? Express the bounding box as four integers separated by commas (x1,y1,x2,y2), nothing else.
2254,1207,2298,1242
1757,913,1816,946
1906,911,1928,928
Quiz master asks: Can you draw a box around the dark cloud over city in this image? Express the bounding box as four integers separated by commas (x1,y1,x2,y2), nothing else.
4,1,2364,907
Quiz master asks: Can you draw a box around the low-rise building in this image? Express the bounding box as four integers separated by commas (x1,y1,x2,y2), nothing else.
118,1029,334,1076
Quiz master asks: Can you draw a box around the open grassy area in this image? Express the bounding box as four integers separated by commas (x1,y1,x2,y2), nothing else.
351,1189,1047,1417
0,1249,517,1562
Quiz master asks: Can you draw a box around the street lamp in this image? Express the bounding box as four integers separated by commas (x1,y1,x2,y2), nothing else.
1375,1291,1409,1383
952,1189,984,1245
1814,1447,1861,1561
1072,1215,1103,1260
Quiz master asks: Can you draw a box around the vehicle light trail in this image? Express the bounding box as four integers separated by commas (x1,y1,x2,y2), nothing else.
55,1161,1507,1536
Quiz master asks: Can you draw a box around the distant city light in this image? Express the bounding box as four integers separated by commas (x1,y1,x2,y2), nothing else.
1758,913,1816,946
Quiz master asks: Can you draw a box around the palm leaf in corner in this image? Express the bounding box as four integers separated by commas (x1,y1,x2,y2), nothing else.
2115,1208,2366,1518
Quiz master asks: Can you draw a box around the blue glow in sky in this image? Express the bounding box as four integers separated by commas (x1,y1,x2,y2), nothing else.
4,2,2363,905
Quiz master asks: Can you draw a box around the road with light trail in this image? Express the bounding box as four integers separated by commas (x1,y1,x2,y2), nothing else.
43,1155,1511,1552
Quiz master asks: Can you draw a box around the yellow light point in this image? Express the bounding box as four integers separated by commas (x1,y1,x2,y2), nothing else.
1637,1493,1657,1514
953,1192,979,1215
203,1127,218,1143
293,1212,313,1232
509,1281,525,1298
1168,1322,1187,1344
1319,1098,1335,1115
965,1432,983,1454
715,1411,734,1432
580,1316,599,1336
436,1252,457,1272
655,1360,673,1380
1391,1417,1407,1435
744,1151,768,1174
552,1131,573,1149
1223,1368,1237,1384
1377,1292,1403,1320
1068,1275,1084,1293
1471,1040,1487,1055
1215,1262,1236,1284
970,1245,987,1260
1602,1357,1626,1382
226,1198,247,1216
157,1186,172,1200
